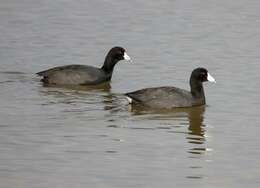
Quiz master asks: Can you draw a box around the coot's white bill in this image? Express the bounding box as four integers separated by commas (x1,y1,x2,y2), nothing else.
123,52,131,62
207,73,216,83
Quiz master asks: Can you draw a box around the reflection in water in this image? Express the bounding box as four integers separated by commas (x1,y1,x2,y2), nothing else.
130,105,206,150
37,88,210,180
38,87,208,160
37,80,111,103
40,81,111,92
115,102,208,156
122,104,208,179
37,82,112,117
186,106,206,155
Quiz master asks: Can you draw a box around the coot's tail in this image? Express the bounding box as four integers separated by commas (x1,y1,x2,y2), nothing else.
36,70,47,76
36,70,49,83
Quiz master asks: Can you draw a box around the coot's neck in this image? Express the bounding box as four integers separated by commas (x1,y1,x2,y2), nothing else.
101,55,118,74
190,78,206,104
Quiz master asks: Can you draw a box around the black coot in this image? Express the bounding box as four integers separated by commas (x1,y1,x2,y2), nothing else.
37,46,131,85
125,68,216,108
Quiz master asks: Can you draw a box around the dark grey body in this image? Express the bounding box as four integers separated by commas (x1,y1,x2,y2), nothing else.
37,65,111,85
125,68,215,109
36,47,129,86
126,86,205,109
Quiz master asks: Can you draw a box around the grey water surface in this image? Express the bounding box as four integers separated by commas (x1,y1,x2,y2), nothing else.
0,0,260,187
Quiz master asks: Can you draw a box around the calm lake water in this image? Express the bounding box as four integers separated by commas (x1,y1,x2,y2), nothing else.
1,0,260,187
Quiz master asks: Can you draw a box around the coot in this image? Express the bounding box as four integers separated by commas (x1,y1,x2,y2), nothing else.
125,68,215,108
37,46,131,85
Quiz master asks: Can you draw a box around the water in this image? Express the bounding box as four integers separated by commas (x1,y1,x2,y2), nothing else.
1,0,260,187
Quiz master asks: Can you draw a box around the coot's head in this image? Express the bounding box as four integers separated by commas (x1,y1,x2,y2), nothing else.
108,46,131,62
191,68,216,83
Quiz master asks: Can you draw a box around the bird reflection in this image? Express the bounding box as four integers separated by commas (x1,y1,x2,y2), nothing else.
40,81,111,92
185,106,206,155
126,104,208,180
127,104,207,156
187,106,205,137
37,81,111,109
